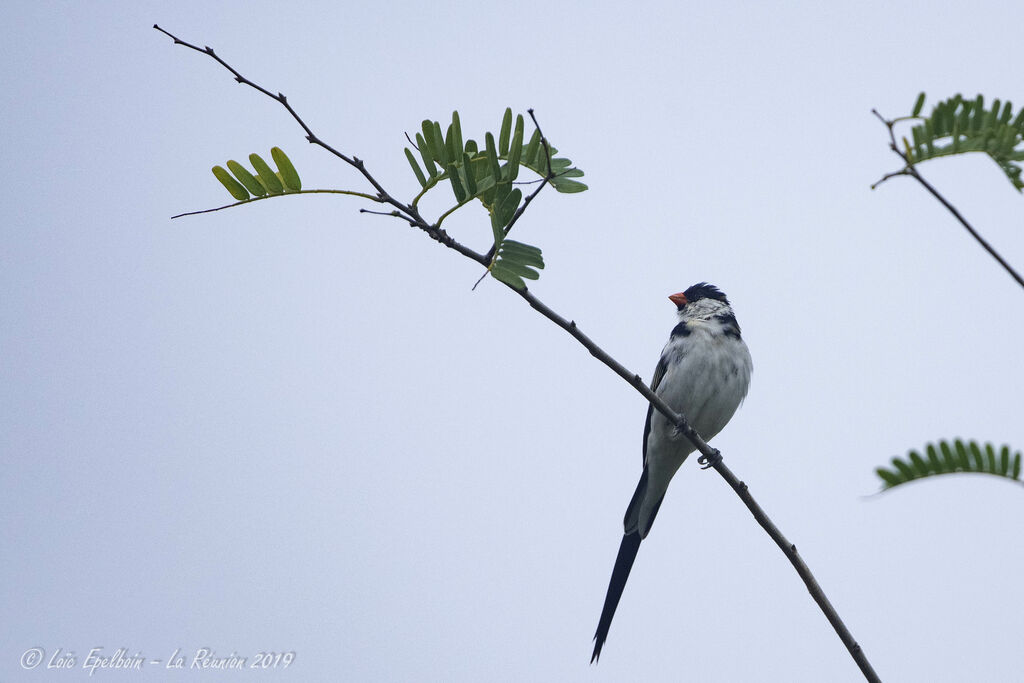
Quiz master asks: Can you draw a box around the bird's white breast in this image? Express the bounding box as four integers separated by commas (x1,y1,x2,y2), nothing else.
646,321,752,481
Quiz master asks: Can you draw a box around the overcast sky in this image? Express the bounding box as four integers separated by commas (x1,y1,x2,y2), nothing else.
3,1,1023,681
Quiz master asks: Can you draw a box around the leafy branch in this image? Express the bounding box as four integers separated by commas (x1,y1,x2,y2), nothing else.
876,439,1022,492
156,25,880,682
872,93,1024,291
902,93,1024,191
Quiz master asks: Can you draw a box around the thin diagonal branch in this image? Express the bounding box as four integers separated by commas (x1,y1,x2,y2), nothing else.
154,24,488,268
159,27,880,681
153,24,396,211
872,108,1024,291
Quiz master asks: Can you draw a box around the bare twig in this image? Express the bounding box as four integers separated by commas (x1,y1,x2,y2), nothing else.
155,24,490,268
872,108,1024,291
159,27,880,681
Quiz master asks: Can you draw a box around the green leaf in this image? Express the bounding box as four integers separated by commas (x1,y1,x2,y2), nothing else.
405,147,427,187
462,152,476,195
490,263,526,290
212,165,250,200
940,440,956,470
473,173,496,197
912,92,926,117
495,187,522,227
489,209,504,247
891,457,915,481
421,120,439,161
550,177,589,193
971,442,985,470
497,240,543,265
226,160,266,197
505,124,523,181
446,163,466,202
433,121,448,165
493,257,539,279
524,129,542,172
445,123,458,167
499,107,512,157
421,120,449,165
955,439,970,469
876,467,902,487
485,132,502,182
271,147,302,191
512,114,525,157
416,133,438,178
448,111,463,161
482,132,503,207
249,153,284,194
908,451,928,475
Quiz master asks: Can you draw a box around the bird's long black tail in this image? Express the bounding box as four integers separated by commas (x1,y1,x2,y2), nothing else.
591,531,642,663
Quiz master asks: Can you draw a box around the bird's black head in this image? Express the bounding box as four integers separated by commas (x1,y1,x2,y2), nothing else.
668,282,729,310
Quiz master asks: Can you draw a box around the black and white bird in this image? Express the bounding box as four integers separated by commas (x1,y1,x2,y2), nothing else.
591,282,752,663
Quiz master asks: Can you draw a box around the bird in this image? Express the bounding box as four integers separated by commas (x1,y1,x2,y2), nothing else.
591,282,752,663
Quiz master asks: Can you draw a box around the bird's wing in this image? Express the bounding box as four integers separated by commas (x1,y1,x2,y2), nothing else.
641,351,670,466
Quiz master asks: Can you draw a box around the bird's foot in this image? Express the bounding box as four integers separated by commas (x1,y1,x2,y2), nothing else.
698,449,723,469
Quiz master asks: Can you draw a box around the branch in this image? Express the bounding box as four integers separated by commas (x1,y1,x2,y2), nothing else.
872,108,1024,291
153,24,488,266
159,27,879,681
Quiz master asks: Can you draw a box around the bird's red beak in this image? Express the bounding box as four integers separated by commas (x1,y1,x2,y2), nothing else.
668,292,688,308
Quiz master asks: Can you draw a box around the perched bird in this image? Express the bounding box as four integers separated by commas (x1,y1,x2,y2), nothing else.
591,283,752,663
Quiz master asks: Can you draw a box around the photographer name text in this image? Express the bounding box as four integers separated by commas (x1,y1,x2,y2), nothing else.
20,646,296,675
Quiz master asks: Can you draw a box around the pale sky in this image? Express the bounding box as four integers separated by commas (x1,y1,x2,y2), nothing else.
3,2,1023,681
